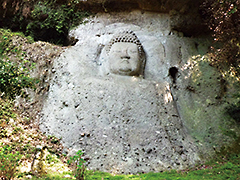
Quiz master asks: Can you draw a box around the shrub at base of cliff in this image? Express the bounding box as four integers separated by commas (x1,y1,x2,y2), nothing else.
0,144,22,180
67,150,86,180
0,97,69,178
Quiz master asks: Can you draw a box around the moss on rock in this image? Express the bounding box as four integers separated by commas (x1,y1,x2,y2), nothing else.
177,55,240,158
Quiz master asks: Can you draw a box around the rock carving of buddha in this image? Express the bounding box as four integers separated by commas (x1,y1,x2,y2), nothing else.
40,29,200,174
105,30,145,77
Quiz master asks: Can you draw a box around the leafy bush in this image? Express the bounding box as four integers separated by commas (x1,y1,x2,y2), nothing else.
0,98,16,138
46,154,59,165
0,59,36,98
8,0,89,45
0,29,36,99
67,150,85,180
0,98,16,120
0,144,22,180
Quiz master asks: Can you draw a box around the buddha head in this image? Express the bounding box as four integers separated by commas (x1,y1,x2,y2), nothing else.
106,30,145,76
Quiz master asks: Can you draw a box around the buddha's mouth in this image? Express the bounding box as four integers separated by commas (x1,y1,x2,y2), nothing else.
119,68,131,72
121,59,130,63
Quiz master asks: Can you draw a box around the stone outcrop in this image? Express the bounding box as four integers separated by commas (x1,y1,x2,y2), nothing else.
38,11,239,174
76,0,206,36
41,75,200,173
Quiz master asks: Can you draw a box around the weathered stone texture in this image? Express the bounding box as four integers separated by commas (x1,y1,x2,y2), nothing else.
39,11,239,174
42,76,199,173
40,12,201,173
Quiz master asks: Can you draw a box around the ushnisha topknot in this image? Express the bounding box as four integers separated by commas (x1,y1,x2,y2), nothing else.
105,30,144,57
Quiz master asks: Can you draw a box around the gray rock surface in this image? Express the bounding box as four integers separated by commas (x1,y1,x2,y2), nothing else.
40,11,240,173
41,74,200,173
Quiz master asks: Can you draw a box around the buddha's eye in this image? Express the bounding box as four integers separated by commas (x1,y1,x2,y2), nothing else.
129,50,138,53
113,50,122,53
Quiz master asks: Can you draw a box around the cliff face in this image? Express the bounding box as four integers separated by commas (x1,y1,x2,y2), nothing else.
39,11,239,173
2,0,239,174
77,0,206,36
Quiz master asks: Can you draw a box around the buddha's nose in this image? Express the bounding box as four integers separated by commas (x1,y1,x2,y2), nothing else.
121,49,130,59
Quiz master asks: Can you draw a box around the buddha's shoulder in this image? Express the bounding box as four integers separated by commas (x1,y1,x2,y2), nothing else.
78,76,164,90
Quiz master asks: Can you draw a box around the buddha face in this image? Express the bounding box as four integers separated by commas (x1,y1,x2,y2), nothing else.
108,42,141,76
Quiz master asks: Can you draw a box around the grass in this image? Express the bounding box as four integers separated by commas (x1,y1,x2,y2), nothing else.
19,172,72,180
82,153,239,179
85,153,239,179
84,162,240,179
18,153,239,180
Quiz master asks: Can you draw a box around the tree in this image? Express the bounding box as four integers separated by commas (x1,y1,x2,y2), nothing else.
201,0,240,79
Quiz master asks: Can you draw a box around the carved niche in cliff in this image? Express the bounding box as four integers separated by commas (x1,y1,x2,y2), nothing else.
40,28,200,174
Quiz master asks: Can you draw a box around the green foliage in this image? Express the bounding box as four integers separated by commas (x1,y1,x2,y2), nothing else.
219,126,238,140
0,29,33,56
47,135,61,144
46,154,59,165
0,144,22,180
12,126,23,135
24,0,89,45
6,151,238,180
2,0,90,45
0,99,16,120
0,29,37,99
67,150,86,180
0,59,35,98
24,172,73,180
0,98,16,138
